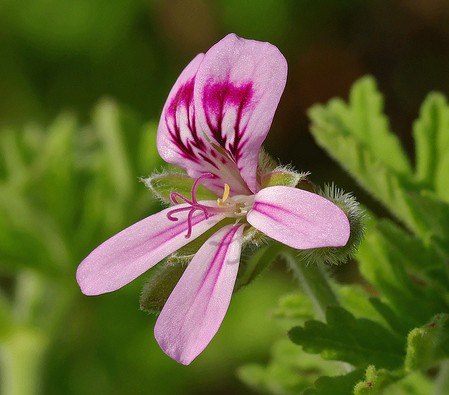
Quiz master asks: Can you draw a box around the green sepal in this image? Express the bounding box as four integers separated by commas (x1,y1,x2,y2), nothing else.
405,313,449,371
143,172,216,203
234,241,283,293
139,259,187,314
261,167,308,188
289,306,404,369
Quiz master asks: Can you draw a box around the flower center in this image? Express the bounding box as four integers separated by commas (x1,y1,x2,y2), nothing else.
166,173,254,238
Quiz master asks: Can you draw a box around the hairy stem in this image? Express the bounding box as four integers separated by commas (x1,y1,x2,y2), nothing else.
282,249,339,320
434,360,449,395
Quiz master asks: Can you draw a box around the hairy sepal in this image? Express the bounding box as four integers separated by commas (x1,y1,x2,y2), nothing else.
143,171,216,204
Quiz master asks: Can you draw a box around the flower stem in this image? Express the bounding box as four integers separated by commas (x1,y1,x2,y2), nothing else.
434,360,449,395
0,270,72,395
0,328,47,395
282,249,339,320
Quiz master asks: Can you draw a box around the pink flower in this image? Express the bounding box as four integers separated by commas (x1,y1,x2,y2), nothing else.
76,34,350,365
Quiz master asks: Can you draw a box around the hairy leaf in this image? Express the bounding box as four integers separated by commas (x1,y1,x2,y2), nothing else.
413,93,449,201
302,369,364,395
289,306,404,369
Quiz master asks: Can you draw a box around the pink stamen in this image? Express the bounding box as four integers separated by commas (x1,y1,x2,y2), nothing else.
166,173,215,238
170,192,192,205
185,209,196,239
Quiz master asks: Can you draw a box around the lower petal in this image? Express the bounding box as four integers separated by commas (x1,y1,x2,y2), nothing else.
154,223,245,365
76,203,225,295
247,186,350,249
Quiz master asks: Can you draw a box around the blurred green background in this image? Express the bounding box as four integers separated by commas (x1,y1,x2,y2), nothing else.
1,0,449,394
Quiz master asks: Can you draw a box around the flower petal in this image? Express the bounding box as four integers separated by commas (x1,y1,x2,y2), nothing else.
156,53,248,196
156,54,206,171
154,223,245,365
76,202,226,296
195,33,288,193
247,186,350,249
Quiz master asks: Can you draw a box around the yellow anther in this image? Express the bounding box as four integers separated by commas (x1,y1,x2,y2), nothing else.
222,183,230,202
217,183,230,206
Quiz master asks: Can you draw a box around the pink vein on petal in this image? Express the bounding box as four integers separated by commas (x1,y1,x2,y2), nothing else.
76,202,225,296
155,224,245,365
247,186,350,249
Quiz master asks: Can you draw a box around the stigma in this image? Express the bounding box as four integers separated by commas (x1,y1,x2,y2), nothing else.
166,174,254,238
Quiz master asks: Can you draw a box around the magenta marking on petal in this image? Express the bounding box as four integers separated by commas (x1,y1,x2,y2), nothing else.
202,80,254,164
165,78,208,164
154,224,244,365
194,225,243,296
164,76,229,173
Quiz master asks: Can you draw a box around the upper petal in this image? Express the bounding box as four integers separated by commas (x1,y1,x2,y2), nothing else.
195,33,288,193
76,202,225,295
156,53,248,196
247,186,350,249
154,223,245,365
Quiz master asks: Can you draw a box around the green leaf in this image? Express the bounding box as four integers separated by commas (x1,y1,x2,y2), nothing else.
405,314,449,371
385,372,433,395
308,77,424,234
345,77,411,174
357,218,449,327
93,100,134,201
38,113,78,234
289,306,404,369
406,190,449,248
238,339,340,395
413,93,449,201
369,298,409,337
336,285,379,322
0,100,161,273
371,217,449,288
272,293,315,328
302,369,365,395
309,76,411,177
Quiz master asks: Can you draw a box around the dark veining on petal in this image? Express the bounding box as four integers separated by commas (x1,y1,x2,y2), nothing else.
165,78,219,169
203,80,254,164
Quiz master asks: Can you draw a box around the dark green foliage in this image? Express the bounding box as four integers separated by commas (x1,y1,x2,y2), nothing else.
241,78,449,394
289,306,404,369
